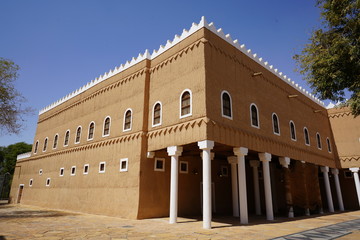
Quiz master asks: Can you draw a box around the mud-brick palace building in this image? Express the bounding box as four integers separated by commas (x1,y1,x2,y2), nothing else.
10,17,360,229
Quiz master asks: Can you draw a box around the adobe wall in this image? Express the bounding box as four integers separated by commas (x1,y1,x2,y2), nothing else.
203,28,338,168
328,107,360,168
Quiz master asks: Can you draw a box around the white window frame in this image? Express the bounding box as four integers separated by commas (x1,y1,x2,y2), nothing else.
75,126,82,144
304,127,310,146
250,103,260,129
154,158,165,172
59,167,64,177
152,101,162,127
102,116,111,137
272,113,280,135
34,140,39,154
46,178,51,187
71,166,76,176
53,134,59,149
29,179,33,187
87,121,95,141
289,120,297,141
39,169,43,175
99,162,106,173
120,158,128,172
179,89,192,119
179,161,188,174
83,164,89,175
64,129,70,147
42,137,48,152
326,137,332,153
316,132,322,149
123,108,133,132
221,90,233,120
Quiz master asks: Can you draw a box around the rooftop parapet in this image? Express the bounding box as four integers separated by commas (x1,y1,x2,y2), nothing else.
17,152,31,161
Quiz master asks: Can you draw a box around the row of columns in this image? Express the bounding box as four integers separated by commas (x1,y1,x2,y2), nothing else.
165,140,349,230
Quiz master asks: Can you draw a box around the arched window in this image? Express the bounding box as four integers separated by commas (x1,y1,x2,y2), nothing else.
53,134,58,149
221,91,232,119
75,126,82,143
152,102,162,127
43,138,48,152
304,127,310,145
103,117,111,136
34,141,39,153
180,90,192,118
124,109,132,131
316,133,322,149
326,138,332,152
88,122,95,140
272,113,280,135
64,130,70,146
289,121,296,141
250,104,259,128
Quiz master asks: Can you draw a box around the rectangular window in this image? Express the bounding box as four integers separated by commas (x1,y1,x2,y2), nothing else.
154,158,165,172
99,162,106,173
46,178,51,187
71,166,76,176
179,161,188,174
344,170,353,178
221,166,229,177
120,158,128,172
59,168,64,176
83,164,89,175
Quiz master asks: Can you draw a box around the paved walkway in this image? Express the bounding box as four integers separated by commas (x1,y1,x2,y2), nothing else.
0,204,359,239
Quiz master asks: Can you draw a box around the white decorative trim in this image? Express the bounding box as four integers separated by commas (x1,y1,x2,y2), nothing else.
102,116,111,137
53,133,59,149
179,89,192,119
152,101,162,127
123,108,133,132
271,113,280,136
154,158,165,172
120,158,128,172
83,164,89,175
74,126,82,144
289,120,297,141
250,103,260,129
303,127,310,146
221,90,233,120
71,166,76,176
87,121,95,141
38,17,325,116
17,152,31,160
64,130,70,147
316,132,322,150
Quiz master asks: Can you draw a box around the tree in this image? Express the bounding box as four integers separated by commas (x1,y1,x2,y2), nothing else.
0,58,32,134
294,0,360,116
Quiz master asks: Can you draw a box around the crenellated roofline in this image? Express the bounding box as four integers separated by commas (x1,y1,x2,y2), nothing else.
39,16,325,115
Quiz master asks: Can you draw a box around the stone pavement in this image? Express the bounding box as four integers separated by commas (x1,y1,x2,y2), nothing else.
0,204,359,240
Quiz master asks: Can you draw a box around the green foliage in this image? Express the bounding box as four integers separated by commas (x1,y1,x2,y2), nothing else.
0,58,32,134
294,0,360,116
0,142,32,175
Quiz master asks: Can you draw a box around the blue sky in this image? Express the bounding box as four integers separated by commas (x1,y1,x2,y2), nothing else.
0,0,323,147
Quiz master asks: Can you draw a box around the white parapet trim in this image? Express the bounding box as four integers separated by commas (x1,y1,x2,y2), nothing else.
17,152,31,160
39,16,324,115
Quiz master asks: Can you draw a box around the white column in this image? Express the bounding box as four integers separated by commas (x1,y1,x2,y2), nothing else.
234,147,249,224
167,146,183,224
259,152,273,221
320,166,334,213
279,157,294,218
331,168,344,211
198,140,214,229
350,168,360,207
249,160,261,215
228,156,239,217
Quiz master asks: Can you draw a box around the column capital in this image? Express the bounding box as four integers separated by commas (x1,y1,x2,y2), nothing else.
198,140,214,150
233,147,248,157
258,152,271,162
279,157,290,168
249,160,260,168
331,168,339,175
350,167,359,173
227,156,237,165
320,166,329,173
167,146,183,157
147,151,155,159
